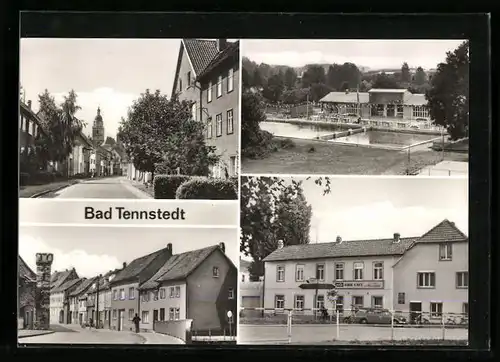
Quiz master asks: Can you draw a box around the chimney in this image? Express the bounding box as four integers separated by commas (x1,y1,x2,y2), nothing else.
216,39,228,52
336,236,342,244
167,243,173,254
27,100,32,109
122,262,127,269
277,240,284,249
393,233,401,243
219,242,225,253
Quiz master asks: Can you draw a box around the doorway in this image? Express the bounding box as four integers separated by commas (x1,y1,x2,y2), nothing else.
153,309,158,329
59,310,64,323
409,302,422,323
118,309,124,331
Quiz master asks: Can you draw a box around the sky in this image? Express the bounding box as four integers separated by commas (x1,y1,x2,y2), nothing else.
20,38,181,140
243,39,465,70
19,226,239,278
242,177,467,260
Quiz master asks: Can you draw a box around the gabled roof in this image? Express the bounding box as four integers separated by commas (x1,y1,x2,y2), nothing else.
183,39,220,76
263,237,416,262
404,93,428,106
52,277,82,293
368,88,408,93
69,277,98,297
111,246,171,285
416,219,468,244
19,256,36,282
240,258,251,272
197,41,239,80
51,269,77,290
319,92,370,104
140,245,228,290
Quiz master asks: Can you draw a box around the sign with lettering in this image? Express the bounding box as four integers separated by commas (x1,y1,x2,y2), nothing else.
334,280,384,289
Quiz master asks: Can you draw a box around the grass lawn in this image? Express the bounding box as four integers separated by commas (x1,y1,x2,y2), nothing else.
19,180,79,198
128,181,155,197
242,137,468,175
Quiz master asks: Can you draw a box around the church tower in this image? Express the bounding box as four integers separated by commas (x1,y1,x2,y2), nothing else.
92,107,105,146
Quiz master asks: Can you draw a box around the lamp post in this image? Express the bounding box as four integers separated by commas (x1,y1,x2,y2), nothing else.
96,274,101,329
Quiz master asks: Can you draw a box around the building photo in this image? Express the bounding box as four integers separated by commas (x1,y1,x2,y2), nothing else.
239,176,468,345
20,37,240,200
18,226,238,345
241,39,468,176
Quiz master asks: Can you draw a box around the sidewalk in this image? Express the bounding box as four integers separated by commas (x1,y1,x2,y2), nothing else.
138,331,185,344
118,177,154,198
18,329,55,338
19,180,80,198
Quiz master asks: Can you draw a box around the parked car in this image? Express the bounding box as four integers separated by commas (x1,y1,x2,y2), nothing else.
345,308,407,325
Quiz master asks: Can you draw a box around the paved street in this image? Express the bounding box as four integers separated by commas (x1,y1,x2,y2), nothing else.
239,324,468,344
38,177,152,199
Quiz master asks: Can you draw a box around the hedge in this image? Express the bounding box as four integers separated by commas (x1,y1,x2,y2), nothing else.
154,175,190,199
176,177,238,200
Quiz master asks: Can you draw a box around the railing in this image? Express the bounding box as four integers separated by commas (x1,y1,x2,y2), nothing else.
239,307,468,344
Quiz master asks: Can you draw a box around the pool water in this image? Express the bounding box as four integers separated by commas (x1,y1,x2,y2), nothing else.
330,131,438,148
260,121,343,139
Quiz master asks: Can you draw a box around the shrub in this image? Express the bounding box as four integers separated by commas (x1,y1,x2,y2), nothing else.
176,177,237,200
154,175,190,199
20,172,30,186
280,138,295,149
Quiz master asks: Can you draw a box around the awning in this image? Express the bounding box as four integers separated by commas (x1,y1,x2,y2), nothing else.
299,283,335,290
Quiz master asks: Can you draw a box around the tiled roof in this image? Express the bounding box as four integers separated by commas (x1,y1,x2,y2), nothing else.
404,93,428,106
140,245,220,289
52,277,82,293
111,247,170,285
51,270,75,290
319,92,370,104
240,258,251,272
19,256,36,282
263,237,416,262
183,39,220,76
417,219,468,244
69,277,98,297
198,40,239,79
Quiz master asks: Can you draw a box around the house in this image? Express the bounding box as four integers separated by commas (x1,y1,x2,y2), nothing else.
393,220,468,321
262,219,467,318
19,100,47,170
240,258,251,283
18,256,37,329
68,277,98,325
50,275,83,324
319,88,431,127
86,268,122,328
239,258,264,314
68,130,94,177
139,242,237,334
51,268,79,292
172,39,240,178
109,248,173,332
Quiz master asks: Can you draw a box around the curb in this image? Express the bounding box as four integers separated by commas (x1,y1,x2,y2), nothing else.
18,330,55,339
29,181,79,198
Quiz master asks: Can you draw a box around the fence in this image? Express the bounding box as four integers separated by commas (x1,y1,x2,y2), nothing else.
239,307,468,344
191,326,237,344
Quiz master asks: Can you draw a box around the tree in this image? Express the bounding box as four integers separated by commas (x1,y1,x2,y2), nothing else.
242,67,252,88
253,68,262,87
241,176,329,280
309,83,333,102
340,81,349,91
372,73,400,89
262,74,285,102
104,136,116,145
118,89,219,177
301,65,326,88
426,41,469,140
414,66,427,85
401,62,411,83
284,67,298,89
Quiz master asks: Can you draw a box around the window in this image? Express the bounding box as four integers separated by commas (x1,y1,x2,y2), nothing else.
275,295,285,309
430,302,443,318
128,309,134,320
129,287,135,300
315,295,325,310
417,272,436,288
230,156,237,176
372,296,383,308
119,289,125,300
276,265,285,282
206,117,213,139
170,287,175,298
159,308,165,321
228,288,234,299
175,286,180,298
294,295,305,310
353,262,364,280
373,262,383,280
412,105,429,118
226,109,234,134
456,272,468,288
174,308,180,320
241,274,245,282
396,105,404,118
335,263,344,280
227,68,234,92
141,292,149,302
207,81,212,102
153,290,159,301
169,308,175,320
216,75,222,97
397,292,405,304
335,295,344,312
113,310,117,319
439,243,453,261
462,303,469,316
179,79,183,93
159,288,166,299
187,71,191,86
316,264,325,281
113,290,117,300
295,265,304,282
213,266,220,278
216,113,223,137
191,103,197,121
352,296,364,308
141,310,149,323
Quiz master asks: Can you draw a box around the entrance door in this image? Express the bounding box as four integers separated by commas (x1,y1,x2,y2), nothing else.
59,310,64,323
153,309,158,329
79,313,83,325
118,310,124,331
409,302,422,323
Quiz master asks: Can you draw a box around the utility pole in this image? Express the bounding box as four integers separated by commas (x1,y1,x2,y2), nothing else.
441,126,445,162
306,92,309,120
96,274,101,328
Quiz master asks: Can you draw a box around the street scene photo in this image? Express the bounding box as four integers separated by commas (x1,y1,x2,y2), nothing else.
241,39,468,175
18,226,238,344
20,38,240,199
239,176,468,345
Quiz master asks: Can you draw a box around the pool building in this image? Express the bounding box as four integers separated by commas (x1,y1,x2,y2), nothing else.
262,219,468,320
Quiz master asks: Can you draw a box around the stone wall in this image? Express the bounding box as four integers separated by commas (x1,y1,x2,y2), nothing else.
154,319,193,343
34,253,53,330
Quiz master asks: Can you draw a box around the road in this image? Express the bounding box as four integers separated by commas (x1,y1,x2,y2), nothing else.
238,324,468,344
39,177,152,199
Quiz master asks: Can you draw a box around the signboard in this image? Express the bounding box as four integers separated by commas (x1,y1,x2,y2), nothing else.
334,280,384,289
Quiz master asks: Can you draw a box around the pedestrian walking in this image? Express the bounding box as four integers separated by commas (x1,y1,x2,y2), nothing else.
88,317,93,330
132,313,141,333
